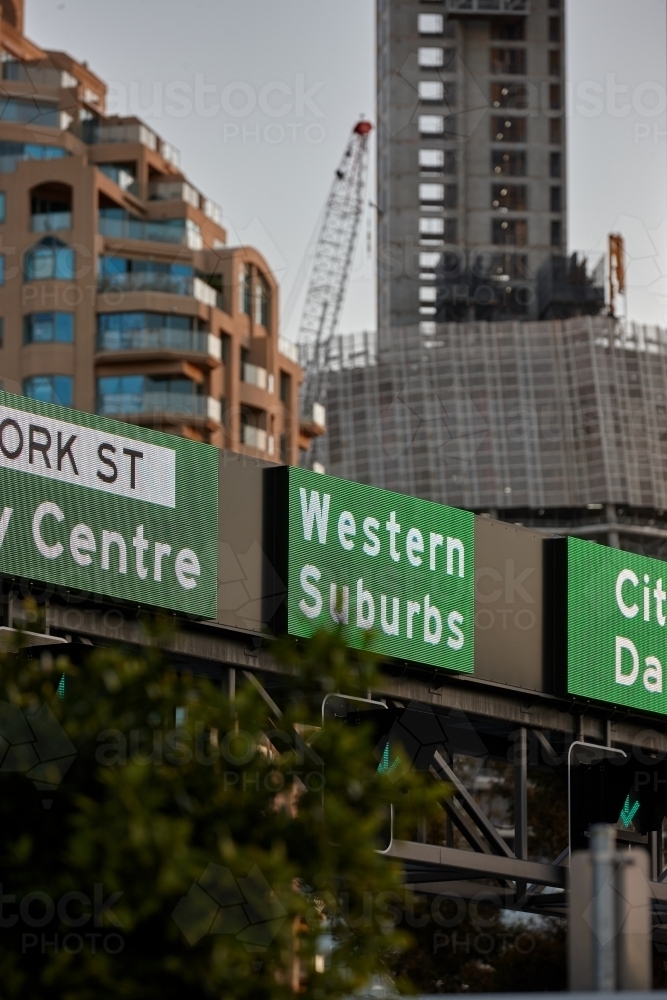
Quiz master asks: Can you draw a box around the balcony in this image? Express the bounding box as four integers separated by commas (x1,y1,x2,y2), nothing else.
278,337,299,364
99,213,202,249
98,392,220,422
97,271,221,306
149,180,199,207
241,425,274,455
98,272,194,297
204,199,222,225
31,211,72,233
242,362,274,393
2,61,78,88
99,164,136,192
96,328,221,361
300,402,326,443
445,0,529,11
0,142,68,174
93,122,158,150
193,277,218,307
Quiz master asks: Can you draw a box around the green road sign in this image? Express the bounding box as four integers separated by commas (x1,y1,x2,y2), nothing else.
0,391,218,618
567,536,667,714
287,468,474,672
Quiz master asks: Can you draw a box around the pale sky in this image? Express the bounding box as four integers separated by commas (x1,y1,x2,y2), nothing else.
26,0,667,333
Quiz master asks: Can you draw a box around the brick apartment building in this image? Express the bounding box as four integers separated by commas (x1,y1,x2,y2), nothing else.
0,0,307,463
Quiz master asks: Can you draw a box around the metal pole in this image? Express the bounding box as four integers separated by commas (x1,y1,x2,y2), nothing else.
514,728,528,904
514,728,528,860
590,824,616,991
649,829,660,881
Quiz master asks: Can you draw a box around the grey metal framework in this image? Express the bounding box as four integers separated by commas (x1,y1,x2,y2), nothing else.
445,0,531,11
324,317,667,556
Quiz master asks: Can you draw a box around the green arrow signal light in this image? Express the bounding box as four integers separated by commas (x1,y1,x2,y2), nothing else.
377,742,401,776
619,794,640,829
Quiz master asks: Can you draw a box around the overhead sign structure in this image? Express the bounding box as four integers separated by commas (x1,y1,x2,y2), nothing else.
279,467,474,672
0,391,218,618
566,536,667,714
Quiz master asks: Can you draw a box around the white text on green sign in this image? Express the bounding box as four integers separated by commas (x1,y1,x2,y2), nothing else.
287,469,474,671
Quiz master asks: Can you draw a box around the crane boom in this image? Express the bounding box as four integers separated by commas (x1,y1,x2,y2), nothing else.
298,120,372,457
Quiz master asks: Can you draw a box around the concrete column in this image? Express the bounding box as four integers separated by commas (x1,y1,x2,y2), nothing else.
605,503,620,549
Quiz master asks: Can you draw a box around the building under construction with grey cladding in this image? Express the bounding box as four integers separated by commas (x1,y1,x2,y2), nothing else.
324,317,667,558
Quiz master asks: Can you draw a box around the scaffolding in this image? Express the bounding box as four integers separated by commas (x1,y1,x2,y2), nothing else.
324,317,667,557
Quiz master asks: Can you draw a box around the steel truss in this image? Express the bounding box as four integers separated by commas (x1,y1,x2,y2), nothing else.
297,120,372,463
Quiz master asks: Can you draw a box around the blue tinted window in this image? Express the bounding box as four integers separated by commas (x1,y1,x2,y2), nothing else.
97,312,191,333
0,256,5,286
97,375,143,414
23,144,67,161
24,312,74,344
98,375,143,395
99,256,128,276
23,375,73,407
0,99,59,128
0,193,5,223
54,247,74,280
25,238,74,281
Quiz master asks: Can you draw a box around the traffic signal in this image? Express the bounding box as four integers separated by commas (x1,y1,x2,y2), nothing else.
569,741,667,849
568,742,628,850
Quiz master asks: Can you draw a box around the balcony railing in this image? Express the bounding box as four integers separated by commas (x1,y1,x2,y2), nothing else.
31,211,72,233
312,403,326,429
445,0,529,11
242,362,268,390
0,145,68,174
278,337,299,364
94,123,158,149
96,328,221,360
97,272,221,307
3,62,78,88
241,425,274,454
98,273,194,297
149,180,199,207
98,392,220,421
193,277,218,307
99,215,202,249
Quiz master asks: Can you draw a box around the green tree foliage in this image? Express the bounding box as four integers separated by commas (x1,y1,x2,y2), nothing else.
0,626,445,999
388,896,567,994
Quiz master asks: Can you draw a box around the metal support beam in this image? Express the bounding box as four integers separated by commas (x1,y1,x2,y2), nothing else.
385,840,566,888
442,796,494,855
533,729,563,767
650,830,661,882
432,750,514,858
514,728,528,861
514,727,528,905
605,503,621,549
243,669,282,717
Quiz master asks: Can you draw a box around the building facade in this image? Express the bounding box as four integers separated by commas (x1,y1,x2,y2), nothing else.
0,0,302,463
377,0,566,344
326,318,667,559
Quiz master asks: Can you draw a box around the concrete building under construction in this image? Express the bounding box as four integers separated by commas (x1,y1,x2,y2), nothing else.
325,317,667,558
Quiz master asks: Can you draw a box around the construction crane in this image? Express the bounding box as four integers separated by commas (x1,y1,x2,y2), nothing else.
608,232,626,320
298,119,372,467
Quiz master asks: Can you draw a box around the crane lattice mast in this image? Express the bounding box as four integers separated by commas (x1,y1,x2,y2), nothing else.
298,120,372,454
